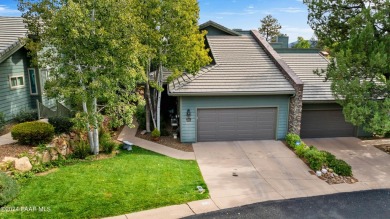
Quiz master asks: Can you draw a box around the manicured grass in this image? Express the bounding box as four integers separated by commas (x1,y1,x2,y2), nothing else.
0,147,208,219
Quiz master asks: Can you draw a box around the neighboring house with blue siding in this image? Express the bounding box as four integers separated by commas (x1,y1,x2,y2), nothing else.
0,16,54,121
165,21,364,143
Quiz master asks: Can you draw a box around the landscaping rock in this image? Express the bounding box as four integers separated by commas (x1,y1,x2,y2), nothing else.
2,157,18,163
14,157,32,172
42,151,51,163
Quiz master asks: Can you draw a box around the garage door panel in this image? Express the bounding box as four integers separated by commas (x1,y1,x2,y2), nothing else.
197,108,277,142
301,109,355,138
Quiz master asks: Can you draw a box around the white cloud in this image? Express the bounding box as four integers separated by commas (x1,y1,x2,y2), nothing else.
277,7,305,13
0,5,21,16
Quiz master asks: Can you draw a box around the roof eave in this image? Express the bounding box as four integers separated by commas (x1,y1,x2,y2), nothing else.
168,90,295,97
0,42,24,63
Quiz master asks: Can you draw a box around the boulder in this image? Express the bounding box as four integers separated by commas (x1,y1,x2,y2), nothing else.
14,157,32,172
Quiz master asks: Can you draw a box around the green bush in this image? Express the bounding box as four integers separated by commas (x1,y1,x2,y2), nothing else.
321,150,336,166
329,159,352,176
48,116,74,134
101,141,117,154
151,128,160,138
13,109,38,123
294,143,309,158
135,104,146,130
11,122,55,145
0,112,5,131
0,172,20,207
303,148,326,171
286,133,301,148
99,132,116,154
73,140,90,159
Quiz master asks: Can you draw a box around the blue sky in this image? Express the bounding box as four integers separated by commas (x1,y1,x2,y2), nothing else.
0,0,313,42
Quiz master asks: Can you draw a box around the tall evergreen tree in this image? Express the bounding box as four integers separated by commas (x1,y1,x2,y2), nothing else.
258,14,282,42
304,0,390,135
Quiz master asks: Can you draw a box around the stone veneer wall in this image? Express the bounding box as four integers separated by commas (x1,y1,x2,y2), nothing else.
251,30,303,135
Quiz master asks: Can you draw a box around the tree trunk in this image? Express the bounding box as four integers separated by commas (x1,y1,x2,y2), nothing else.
92,98,99,155
145,60,157,129
145,92,151,132
82,101,94,153
156,64,162,131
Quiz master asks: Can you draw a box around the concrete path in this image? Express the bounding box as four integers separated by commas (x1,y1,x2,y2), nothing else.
0,133,17,146
304,137,390,191
117,124,195,160
193,140,337,209
105,199,220,219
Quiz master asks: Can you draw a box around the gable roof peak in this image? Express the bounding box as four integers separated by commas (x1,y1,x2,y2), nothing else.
199,20,241,36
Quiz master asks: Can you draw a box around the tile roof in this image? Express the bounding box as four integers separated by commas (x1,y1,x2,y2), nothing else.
0,17,27,63
168,34,295,96
279,53,333,102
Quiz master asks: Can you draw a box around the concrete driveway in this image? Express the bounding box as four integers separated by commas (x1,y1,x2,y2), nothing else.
193,140,336,209
303,137,390,190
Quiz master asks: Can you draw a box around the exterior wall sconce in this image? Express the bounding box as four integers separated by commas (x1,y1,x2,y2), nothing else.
186,109,191,122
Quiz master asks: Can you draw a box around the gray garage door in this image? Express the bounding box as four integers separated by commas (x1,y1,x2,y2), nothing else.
197,108,277,142
301,109,355,138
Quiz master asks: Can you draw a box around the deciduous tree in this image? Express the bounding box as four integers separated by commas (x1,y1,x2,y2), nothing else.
293,36,311,49
18,0,144,153
134,0,211,132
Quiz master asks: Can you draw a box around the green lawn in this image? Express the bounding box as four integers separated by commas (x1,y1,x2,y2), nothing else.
1,147,208,219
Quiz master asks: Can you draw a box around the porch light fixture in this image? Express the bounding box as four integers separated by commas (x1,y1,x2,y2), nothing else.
186,109,191,122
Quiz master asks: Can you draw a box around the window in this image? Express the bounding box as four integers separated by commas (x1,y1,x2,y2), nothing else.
28,68,38,95
9,75,25,89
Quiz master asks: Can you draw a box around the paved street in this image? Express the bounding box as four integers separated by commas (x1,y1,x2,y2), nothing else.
185,189,390,219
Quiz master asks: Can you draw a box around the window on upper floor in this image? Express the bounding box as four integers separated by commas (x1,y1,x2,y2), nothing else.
9,75,25,89
28,68,38,95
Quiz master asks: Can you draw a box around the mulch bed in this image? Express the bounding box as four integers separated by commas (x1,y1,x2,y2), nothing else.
135,128,193,152
374,144,390,155
0,143,36,161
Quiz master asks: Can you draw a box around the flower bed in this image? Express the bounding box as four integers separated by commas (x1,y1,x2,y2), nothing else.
285,133,358,184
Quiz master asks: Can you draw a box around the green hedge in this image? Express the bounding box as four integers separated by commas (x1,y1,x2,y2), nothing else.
0,172,19,207
135,104,146,130
11,122,55,145
13,109,38,123
287,133,352,176
48,116,74,134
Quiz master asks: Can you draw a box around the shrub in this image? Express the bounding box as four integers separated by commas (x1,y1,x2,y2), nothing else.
151,128,160,138
321,150,336,166
303,148,326,171
48,116,74,134
11,122,55,145
135,104,146,130
0,172,20,207
286,133,301,148
101,141,117,154
13,109,38,123
73,140,90,159
99,132,116,154
329,159,352,176
0,112,5,131
294,143,309,158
